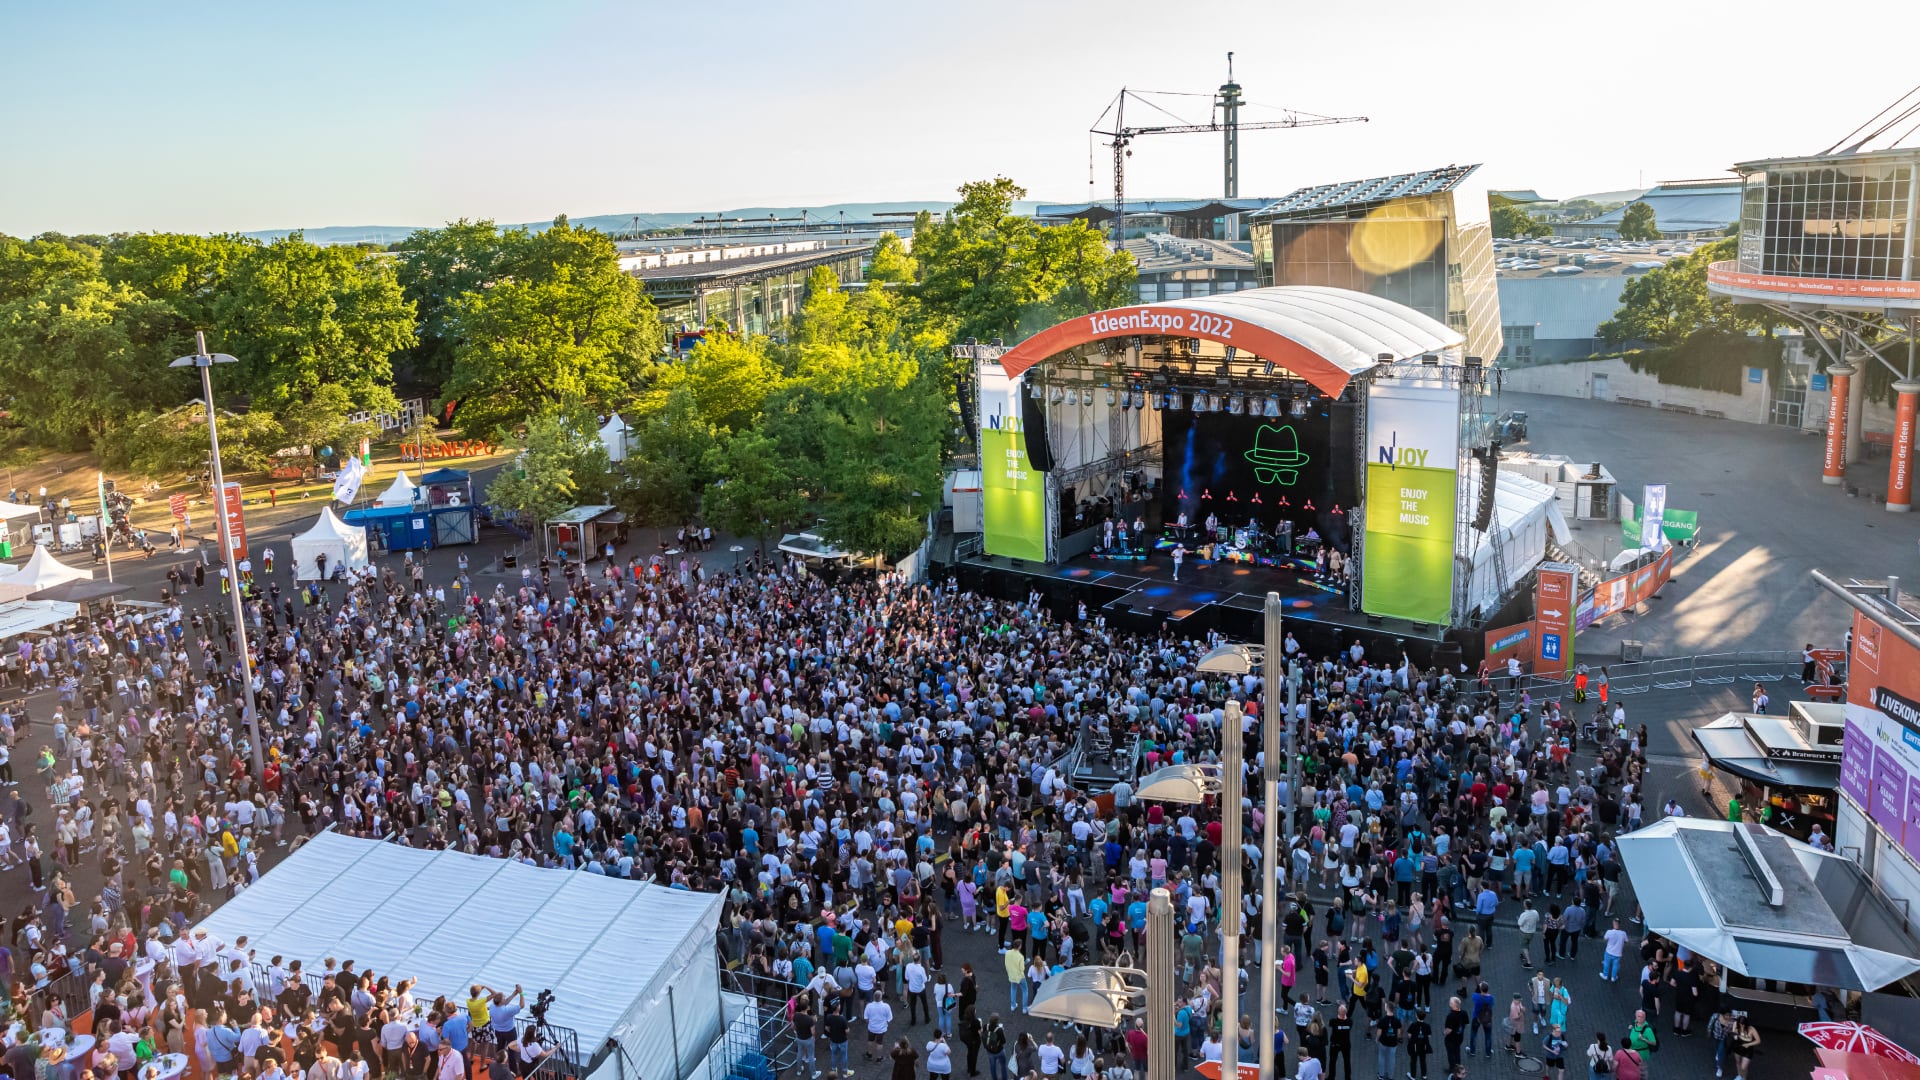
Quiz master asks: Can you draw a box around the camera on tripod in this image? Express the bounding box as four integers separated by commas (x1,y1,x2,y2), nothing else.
531,988,556,1030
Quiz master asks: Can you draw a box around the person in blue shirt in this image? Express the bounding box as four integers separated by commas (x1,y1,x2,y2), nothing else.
553,827,575,869
441,1008,470,1053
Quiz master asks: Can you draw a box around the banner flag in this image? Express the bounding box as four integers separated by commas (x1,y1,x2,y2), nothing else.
978,366,1047,562
1362,380,1459,624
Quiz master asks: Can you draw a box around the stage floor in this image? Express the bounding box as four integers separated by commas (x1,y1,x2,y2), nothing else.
1049,548,1346,622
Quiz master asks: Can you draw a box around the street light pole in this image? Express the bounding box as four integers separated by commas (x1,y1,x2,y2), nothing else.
1257,593,1282,1080
1146,888,1176,1080
1220,698,1243,1072
175,330,263,780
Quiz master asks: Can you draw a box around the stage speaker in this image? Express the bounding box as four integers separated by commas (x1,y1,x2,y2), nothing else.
1059,486,1076,533
1022,392,1056,471
1471,440,1501,531
1366,614,1383,625
1432,641,1464,671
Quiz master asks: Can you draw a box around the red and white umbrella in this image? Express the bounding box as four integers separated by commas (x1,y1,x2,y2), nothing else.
1800,1022,1920,1064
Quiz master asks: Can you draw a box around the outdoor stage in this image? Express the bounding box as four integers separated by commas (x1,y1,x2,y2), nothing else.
954,546,1453,664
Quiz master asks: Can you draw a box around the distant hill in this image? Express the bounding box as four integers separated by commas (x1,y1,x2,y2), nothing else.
238,199,1048,245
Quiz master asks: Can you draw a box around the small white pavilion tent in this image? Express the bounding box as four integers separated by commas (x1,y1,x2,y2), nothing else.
289,508,370,581
599,414,630,463
194,833,727,1080
374,471,419,508
0,547,92,591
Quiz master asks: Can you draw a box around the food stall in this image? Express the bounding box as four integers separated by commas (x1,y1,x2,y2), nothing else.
1691,700,1843,839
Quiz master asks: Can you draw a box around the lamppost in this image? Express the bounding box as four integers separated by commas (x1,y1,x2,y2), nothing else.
1138,699,1240,1074
1180,591,1300,1080
171,331,263,780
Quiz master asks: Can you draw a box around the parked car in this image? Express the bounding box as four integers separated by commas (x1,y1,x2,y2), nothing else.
1495,410,1529,442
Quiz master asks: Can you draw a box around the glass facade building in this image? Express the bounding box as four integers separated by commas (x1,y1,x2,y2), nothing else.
1735,150,1919,281
1250,169,1504,362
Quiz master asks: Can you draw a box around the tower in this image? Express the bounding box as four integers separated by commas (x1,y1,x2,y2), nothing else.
1218,53,1242,198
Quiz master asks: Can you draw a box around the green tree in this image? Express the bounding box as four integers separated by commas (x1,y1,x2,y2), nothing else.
0,233,100,304
211,233,415,414
621,386,715,539
277,383,382,459
1491,204,1551,239
794,266,850,346
392,219,513,391
914,177,1136,346
443,218,661,440
701,428,809,552
96,403,287,480
1600,238,1765,346
1618,201,1660,241
647,332,783,433
101,232,249,326
0,276,197,449
771,343,945,559
483,410,616,528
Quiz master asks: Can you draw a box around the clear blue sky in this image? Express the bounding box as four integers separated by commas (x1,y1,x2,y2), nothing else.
3,0,1915,236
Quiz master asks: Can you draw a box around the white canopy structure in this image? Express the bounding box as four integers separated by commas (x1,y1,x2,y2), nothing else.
289,508,370,581
0,599,79,640
1459,469,1571,617
0,501,40,521
0,547,93,591
599,413,630,463
374,471,418,508
1618,817,1920,991
194,833,726,1080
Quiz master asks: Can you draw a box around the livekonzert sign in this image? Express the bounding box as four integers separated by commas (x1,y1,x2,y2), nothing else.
1362,379,1460,625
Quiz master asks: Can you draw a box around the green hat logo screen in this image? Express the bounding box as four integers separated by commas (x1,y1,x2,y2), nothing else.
1244,424,1310,485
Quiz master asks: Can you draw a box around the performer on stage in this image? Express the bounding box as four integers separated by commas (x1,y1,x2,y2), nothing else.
1102,518,1115,553
1172,542,1186,582
1205,511,1219,542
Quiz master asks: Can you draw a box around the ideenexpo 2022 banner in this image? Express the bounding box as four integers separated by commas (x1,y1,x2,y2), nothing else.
1362,380,1459,624
979,366,1047,561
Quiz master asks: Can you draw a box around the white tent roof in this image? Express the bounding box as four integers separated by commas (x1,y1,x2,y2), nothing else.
0,501,40,521
0,546,93,590
0,599,80,640
193,832,725,1055
1618,817,1920,991
375,471,418,507
1461,469,1569,616
599,414,630,462
296,506,363,546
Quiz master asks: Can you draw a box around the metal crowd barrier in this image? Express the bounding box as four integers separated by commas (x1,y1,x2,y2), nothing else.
1512,648,1799,704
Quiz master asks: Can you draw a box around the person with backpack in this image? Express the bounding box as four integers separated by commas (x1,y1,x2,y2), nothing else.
982,1015,1008,1080
1625,1010,1658,1056
1468,981,1496,1057
1585,1031,1614,1080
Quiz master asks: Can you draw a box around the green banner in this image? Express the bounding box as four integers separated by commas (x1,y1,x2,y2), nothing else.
980,368,1046,561
1362,462,1457,624
1621,508,1698,548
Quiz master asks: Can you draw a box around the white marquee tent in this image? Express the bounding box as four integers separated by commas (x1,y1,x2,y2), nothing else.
1460,469,1572,618
599,414,630,463
0,547,93,591
0,501,40,521
290,508,370,581
374,471,419,508
194,833,726,1080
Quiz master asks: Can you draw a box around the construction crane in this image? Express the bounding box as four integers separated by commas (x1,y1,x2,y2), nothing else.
1089,54,1368,242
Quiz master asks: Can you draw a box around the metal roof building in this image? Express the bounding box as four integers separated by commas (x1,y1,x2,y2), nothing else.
1556,179,1742,239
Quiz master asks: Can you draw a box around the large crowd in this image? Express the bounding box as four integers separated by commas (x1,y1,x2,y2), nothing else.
0,547,1772,1080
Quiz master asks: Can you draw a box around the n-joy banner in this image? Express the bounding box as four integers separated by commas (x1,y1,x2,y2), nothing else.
978,365,1047,562
1363,380,1459,625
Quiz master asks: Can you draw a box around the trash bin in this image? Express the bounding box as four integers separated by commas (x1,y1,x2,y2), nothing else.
1620,640,1645,662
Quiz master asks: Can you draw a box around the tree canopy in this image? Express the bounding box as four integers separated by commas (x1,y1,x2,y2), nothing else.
439,218,662,441
1618,201,1660,242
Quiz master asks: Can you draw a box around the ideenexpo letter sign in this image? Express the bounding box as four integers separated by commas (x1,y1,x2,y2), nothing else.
1088,308,1236,340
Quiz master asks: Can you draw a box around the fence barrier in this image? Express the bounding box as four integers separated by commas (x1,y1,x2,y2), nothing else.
1512,648,1800,706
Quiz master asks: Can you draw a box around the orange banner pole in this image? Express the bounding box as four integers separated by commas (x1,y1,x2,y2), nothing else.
1823,363,1855,485
1888,381,1919,511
